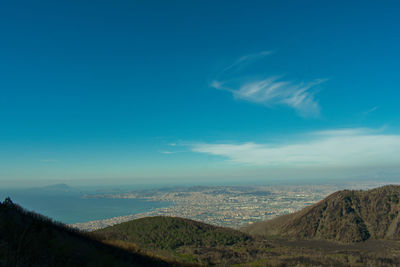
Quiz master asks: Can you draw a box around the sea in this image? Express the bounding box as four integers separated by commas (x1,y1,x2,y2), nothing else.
0,186,170,224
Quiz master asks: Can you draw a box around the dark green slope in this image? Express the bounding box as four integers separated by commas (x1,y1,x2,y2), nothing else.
0,198,173,267
95,216,256,265
244,185,400,243
96,216,252,250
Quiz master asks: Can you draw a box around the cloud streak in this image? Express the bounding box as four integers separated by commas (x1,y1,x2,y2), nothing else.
190,129,400,168
221,51,272,74
212,52,326,117
364,105,379,115
160,151,178,154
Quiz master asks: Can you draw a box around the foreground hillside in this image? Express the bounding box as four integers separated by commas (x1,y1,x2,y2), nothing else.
95,216,258,264
96,216,252,249
244,185,400,243
0,198,175,267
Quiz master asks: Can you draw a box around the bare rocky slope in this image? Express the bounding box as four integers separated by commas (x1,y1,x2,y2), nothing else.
244,185,400,243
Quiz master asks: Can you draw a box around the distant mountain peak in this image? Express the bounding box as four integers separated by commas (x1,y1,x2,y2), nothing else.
26,183,74,193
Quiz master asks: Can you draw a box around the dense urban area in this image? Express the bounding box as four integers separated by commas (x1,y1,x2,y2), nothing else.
72,182,387,231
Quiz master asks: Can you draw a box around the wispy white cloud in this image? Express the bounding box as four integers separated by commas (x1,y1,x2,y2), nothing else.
160,149,187,154
160,143,184,154
216,77,325,117
221,51,272,74
364,105,379,115
212,52,326,117
190,128,400,167
160,151,178,154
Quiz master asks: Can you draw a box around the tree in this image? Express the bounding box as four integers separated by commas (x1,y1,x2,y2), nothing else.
3,197,14,206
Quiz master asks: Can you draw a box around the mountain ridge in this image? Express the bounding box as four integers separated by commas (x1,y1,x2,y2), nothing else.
244,185,400,243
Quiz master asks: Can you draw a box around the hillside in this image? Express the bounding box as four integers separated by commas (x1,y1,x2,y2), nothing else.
95,216,257,264
0,197,175,267
96,216,252,250
244,185,400,243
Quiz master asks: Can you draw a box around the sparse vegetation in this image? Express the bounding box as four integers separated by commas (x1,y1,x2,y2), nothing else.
244,185,400,242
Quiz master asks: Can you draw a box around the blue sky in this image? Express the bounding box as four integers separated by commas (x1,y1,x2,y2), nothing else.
1,1,400,186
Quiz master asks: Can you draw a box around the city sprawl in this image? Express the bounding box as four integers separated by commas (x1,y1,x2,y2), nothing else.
71,182,387,231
